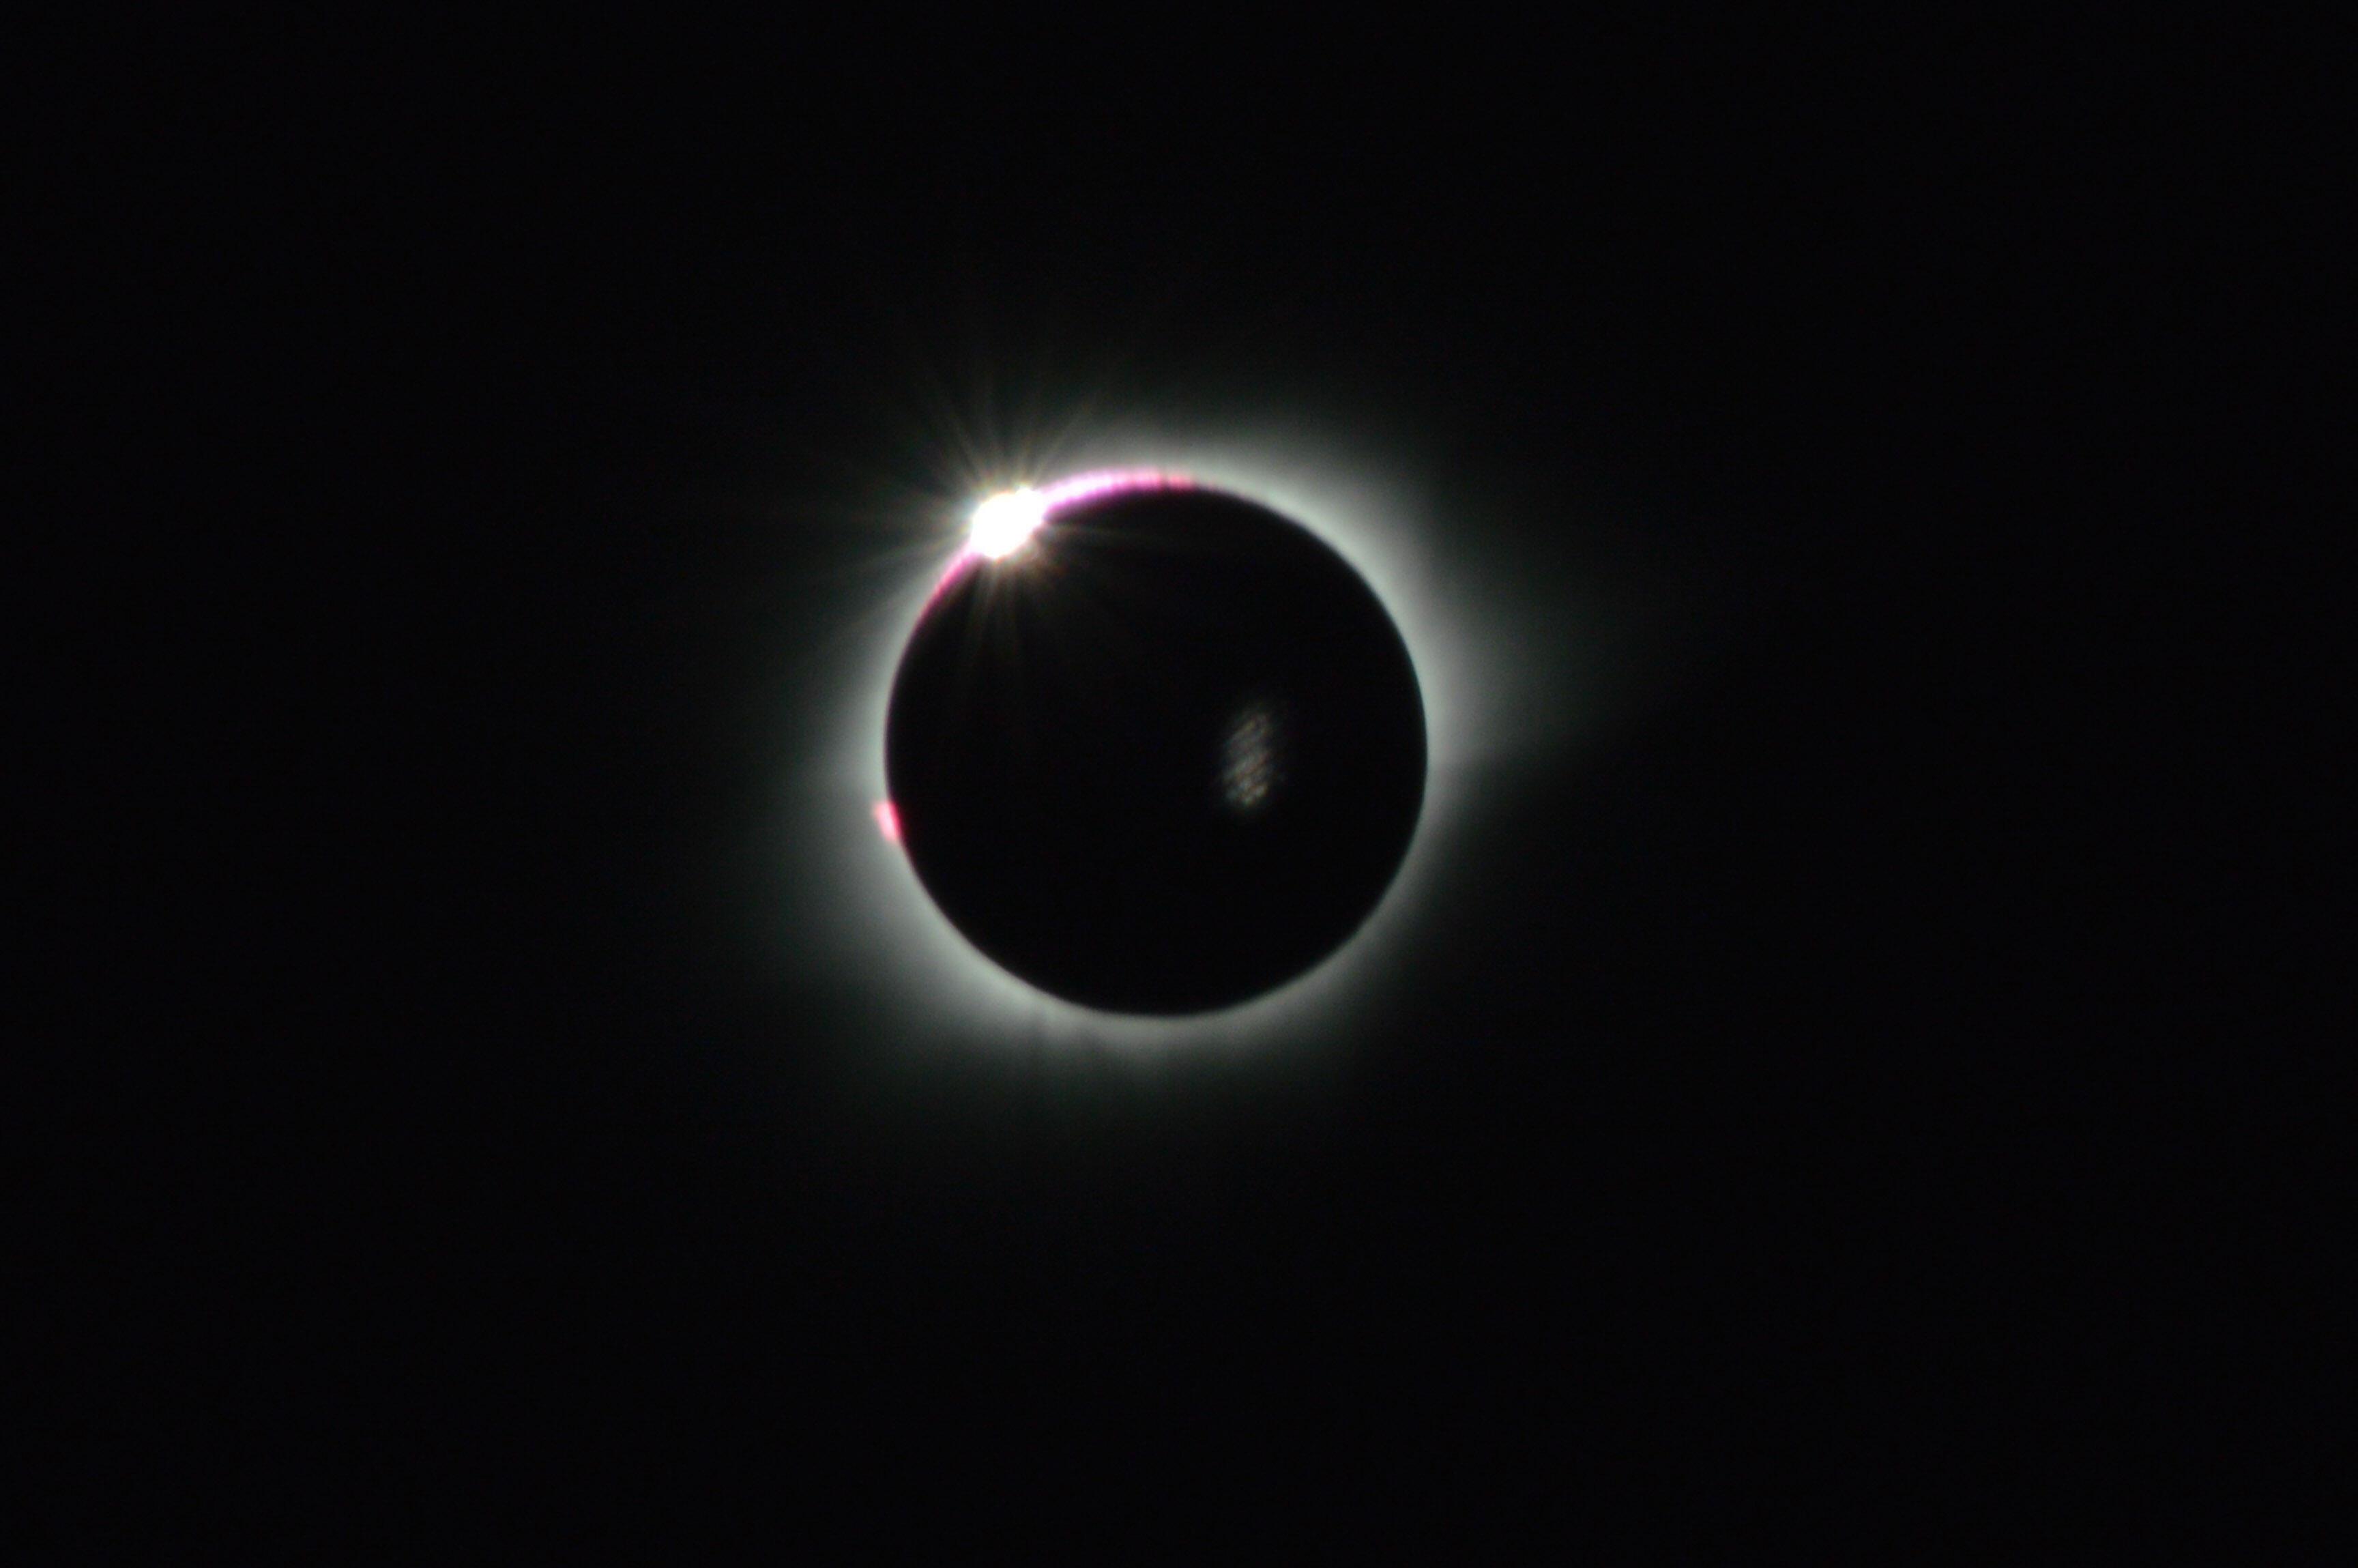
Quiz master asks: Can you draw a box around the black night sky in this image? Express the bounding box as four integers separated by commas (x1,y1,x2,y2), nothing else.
24,14,2337,1554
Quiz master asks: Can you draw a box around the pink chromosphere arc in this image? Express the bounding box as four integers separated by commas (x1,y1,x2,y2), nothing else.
930,469,1195,601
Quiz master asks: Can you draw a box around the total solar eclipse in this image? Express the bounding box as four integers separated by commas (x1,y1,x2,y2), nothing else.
884,473,1427,1014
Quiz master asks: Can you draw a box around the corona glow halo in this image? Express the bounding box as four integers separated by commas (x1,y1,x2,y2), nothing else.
768,423,1582,1057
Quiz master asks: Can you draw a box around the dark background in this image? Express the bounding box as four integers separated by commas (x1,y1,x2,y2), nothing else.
21,12,2340,1554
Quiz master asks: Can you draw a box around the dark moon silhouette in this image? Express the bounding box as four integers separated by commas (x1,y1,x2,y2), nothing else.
885,482,1427,1014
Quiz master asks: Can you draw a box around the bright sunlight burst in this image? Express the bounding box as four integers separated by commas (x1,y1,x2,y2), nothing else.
969,488,1048,559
